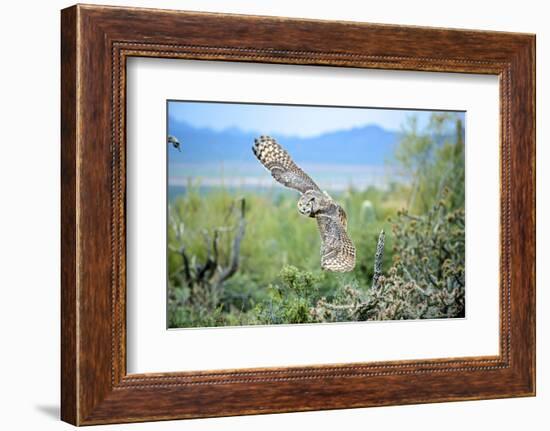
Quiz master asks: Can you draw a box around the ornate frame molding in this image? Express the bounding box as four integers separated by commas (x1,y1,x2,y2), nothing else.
61,5,535,425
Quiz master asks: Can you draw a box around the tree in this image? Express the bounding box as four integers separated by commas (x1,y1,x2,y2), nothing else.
395,113,465,214
168,198,246,327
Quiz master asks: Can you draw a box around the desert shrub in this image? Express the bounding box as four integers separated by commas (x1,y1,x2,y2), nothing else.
167,112,465,328
166,185,391,327
394,113,465,214
250,266,322,324
312,190,465,321
167,186,465,327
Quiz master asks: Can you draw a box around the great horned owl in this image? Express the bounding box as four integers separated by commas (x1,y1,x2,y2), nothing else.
252,135,356,272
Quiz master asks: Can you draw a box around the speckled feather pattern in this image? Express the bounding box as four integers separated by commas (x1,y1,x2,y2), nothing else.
252,135,321,194
252,136,356,272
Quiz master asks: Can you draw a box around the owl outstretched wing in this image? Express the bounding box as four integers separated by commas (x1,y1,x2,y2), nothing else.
252,135,356,272
316,207,357,272
252,136,321,194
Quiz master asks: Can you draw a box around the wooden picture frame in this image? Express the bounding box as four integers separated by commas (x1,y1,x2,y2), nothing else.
61,4,535,425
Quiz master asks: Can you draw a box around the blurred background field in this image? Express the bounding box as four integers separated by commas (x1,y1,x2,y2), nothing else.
167,102,465,328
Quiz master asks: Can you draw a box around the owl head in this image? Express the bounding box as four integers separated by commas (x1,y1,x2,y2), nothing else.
297,194,315,216
297,190,327,217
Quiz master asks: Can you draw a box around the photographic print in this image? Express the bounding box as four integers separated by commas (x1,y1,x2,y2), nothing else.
167,101,465,329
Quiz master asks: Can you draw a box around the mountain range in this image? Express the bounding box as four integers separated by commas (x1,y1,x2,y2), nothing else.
168,119,399,166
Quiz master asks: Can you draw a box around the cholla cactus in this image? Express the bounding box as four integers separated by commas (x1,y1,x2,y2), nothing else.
385,191,465,319
371,230,385,289
311,190,465,321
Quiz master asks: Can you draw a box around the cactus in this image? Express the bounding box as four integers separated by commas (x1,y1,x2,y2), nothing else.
311,190,464,321
371,230,385,289
360,200,376,224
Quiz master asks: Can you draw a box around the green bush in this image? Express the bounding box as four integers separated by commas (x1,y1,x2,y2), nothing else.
167,112,465,328
312,190,465,321
167,185,392,327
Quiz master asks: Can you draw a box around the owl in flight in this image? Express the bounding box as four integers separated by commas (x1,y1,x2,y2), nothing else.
252,136,356,272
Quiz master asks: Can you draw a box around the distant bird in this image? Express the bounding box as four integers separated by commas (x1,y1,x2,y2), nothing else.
168,135,181,152
252,135,356,272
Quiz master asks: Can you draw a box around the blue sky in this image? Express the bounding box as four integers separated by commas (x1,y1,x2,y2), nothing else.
168,101,453,138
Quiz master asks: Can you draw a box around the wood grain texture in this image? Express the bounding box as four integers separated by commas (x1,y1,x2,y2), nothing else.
60,6,78,425
60,4,536,425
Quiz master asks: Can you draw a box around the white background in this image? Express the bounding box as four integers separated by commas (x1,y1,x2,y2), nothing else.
0,0,547,430
127,59,499,373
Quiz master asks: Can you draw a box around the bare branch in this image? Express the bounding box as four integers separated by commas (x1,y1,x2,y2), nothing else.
169,197,247,309
218,198,246,284
178,247,192,283
197,258,216,281
316,299,356,311
202,228,212,259
212,229,220,263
